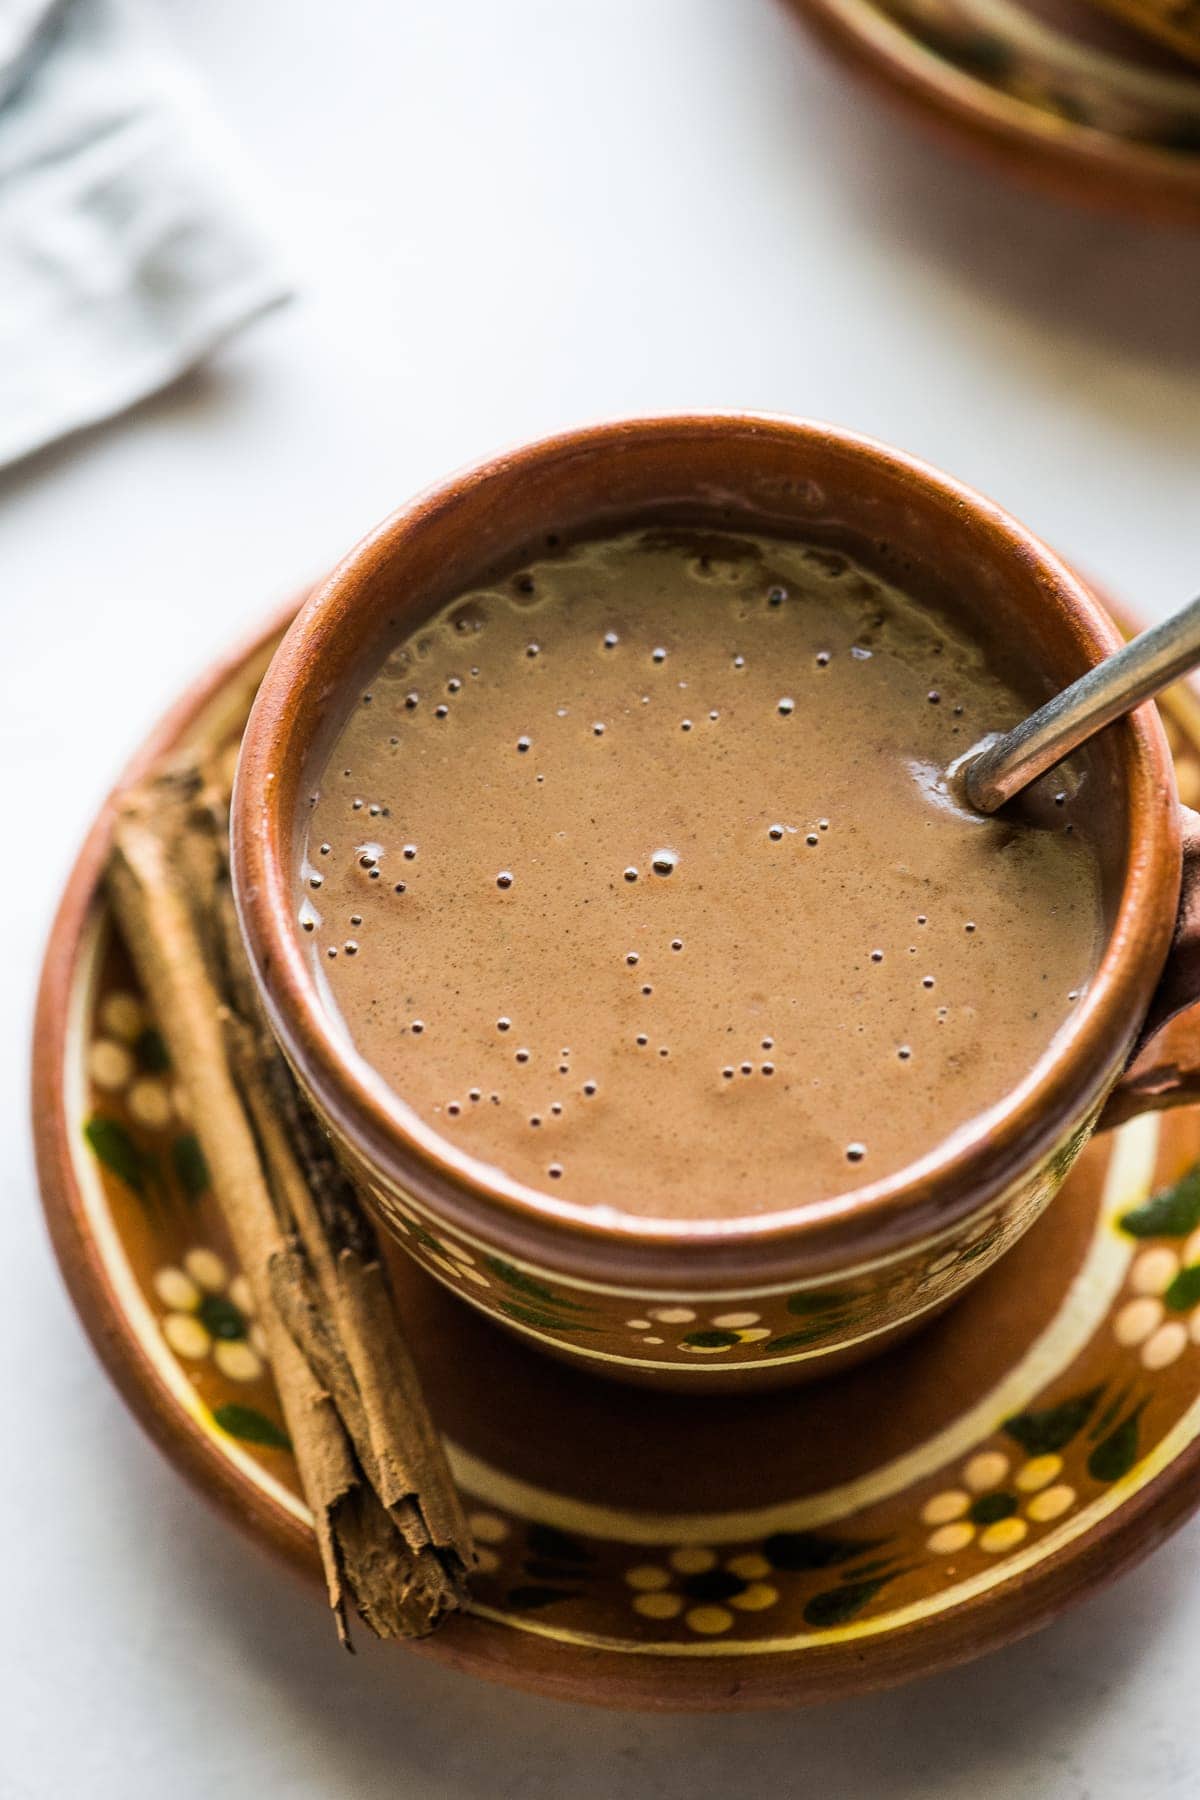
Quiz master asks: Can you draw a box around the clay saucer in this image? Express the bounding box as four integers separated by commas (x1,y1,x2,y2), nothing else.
33,596,1200,1710
784,0,1200,224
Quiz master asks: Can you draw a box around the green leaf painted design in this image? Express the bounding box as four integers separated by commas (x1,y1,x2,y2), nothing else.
85,1115,148,1196
497,1299,597,1334
678,1567,746,1602
787,1289,856,1316
1087,1404,1146,1484
764,1531,888,1572
197,1294,246,1340
803,1576,893,1629
1165,1265,1200,1311
134,1026,170,1072
1120,1167,1200,1239
1004,1387,1102,1456
1049,1126,1089,1184
969,1492,1018,1526
213,1403,291,1451
505,1585,582,1610
525,1524,595,1565
407,1218,445,1254
958,1233,1001,1267
485,1257,587,1310
840,1556,896,1580
681,1329,741,1349
171,1133,210,1201
1089,1384,1132,1442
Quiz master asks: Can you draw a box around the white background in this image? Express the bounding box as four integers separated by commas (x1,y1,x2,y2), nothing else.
5,2,1200,1795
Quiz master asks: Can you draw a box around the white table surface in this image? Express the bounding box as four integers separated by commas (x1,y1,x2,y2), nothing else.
5,2,1200,1794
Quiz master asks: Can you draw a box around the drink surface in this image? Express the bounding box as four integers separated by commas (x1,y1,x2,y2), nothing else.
299,529,1103,1222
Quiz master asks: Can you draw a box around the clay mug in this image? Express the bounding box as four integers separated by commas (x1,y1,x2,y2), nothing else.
231,414,1200,1390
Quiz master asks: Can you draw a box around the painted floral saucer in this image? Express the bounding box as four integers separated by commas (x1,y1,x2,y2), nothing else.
33,600,1200,1710
785,0,1200,224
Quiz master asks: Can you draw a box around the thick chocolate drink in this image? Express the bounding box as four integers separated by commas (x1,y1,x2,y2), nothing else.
298,530,1103,1221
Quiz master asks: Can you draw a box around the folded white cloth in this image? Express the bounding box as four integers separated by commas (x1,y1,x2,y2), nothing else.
0,0,288,469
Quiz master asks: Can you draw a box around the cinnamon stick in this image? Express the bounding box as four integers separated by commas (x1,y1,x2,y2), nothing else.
106,758,471,1641
212,818,472,1614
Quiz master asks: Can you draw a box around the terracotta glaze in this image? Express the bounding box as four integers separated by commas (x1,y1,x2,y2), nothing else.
231,417,1200,1386
30,606,1200,1703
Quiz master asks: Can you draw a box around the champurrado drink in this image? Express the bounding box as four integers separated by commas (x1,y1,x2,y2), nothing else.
298,529,1103,1221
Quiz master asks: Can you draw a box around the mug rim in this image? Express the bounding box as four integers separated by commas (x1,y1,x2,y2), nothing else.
231,412,1180,1280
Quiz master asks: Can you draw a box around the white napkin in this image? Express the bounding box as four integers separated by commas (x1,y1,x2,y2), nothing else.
0,0,288,469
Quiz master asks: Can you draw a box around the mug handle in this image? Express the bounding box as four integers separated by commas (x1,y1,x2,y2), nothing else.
1100,805,1200,1130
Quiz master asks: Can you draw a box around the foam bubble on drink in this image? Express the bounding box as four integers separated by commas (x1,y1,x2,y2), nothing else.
300,526,1103,1220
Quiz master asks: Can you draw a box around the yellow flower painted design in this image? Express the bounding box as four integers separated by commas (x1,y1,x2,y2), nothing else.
623,1547,780,1632
622,1308,771,1353
153,1248,268,1382
1112,1241,1200,1370
426,1238,491,1287
88,989,181,1130
920,1448,1077,1556
389,1202,492,1288
467,1509,510,1575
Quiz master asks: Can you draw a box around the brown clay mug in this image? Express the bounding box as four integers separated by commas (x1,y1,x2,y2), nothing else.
231,414,1200,1390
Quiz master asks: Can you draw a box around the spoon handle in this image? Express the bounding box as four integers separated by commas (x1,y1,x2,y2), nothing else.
965,593,1200,814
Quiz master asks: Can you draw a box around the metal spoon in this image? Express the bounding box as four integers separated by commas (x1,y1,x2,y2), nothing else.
963,593,1200,814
